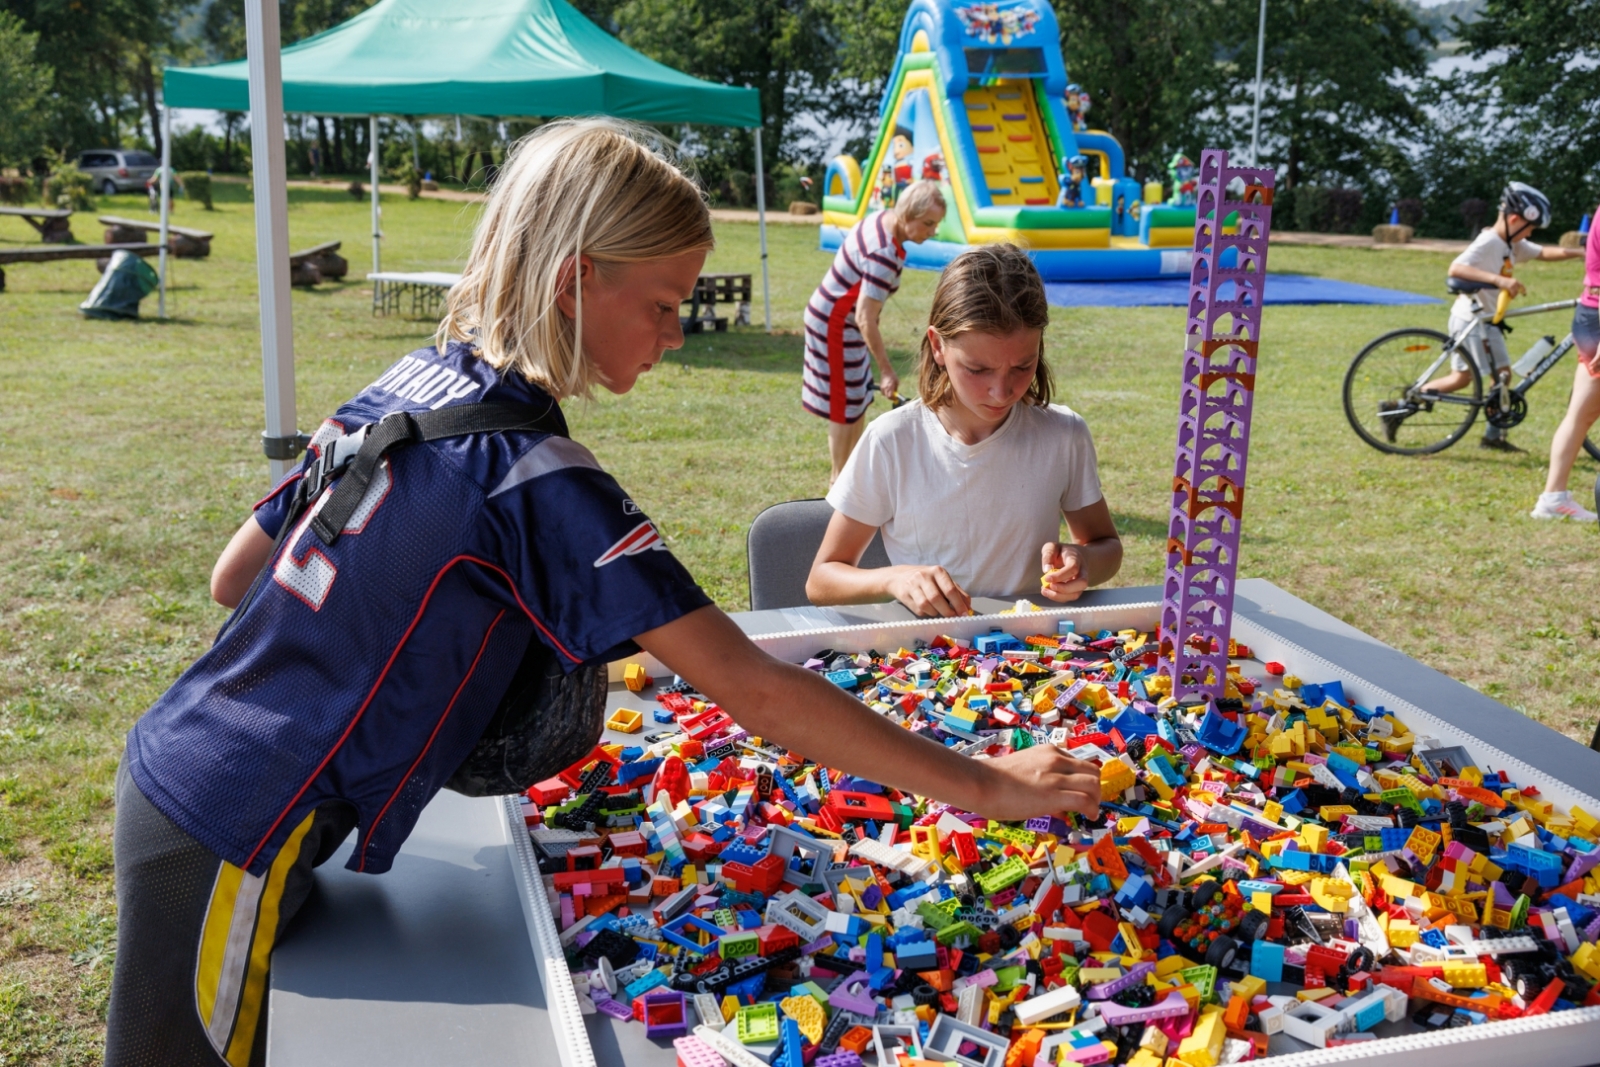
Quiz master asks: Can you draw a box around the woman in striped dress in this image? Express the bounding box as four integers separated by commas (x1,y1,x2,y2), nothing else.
803,180,946,482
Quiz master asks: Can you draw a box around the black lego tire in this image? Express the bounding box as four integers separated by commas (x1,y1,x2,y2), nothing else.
1205,935,1239,970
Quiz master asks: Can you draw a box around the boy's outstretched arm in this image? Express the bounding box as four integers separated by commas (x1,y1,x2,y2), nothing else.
637,605,1101,821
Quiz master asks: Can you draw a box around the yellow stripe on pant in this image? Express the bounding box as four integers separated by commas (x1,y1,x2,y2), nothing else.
194,811,316,1067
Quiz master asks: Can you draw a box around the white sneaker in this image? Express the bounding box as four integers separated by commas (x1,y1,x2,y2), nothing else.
1530,491,1598,521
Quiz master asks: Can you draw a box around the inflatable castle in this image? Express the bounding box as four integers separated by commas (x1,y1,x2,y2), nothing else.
821,0,1198,281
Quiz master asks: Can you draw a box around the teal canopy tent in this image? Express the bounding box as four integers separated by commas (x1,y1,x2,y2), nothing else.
162,0,760,125
159,0,769,479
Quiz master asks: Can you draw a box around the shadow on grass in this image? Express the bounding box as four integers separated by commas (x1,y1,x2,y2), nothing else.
671,328,804,373
1111,512,1168,539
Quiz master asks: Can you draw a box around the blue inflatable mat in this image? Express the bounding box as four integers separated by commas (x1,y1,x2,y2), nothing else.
1044,274,1440,308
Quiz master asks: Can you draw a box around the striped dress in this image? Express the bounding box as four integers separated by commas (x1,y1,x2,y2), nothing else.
802,213,906,424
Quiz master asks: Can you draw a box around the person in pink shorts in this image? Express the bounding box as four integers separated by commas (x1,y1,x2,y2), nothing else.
1531,207,1600,521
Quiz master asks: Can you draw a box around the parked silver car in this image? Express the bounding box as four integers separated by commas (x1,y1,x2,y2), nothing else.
75,149,160,195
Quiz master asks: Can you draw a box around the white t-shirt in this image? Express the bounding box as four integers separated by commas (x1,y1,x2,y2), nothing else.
826,399,1104,599
1453,226,1543,281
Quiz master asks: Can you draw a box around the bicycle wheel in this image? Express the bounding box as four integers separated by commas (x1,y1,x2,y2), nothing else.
1344,328,1482,455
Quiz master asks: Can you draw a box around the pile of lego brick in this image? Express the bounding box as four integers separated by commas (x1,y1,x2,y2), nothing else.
522,622,1600,1067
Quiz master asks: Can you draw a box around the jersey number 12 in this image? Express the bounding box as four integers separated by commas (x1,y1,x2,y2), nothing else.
273,459,393,610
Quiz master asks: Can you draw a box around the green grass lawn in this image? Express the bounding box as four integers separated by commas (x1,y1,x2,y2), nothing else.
0,180,1596,1063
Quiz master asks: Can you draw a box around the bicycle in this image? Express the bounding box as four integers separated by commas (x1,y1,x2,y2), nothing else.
1343,288,1600,458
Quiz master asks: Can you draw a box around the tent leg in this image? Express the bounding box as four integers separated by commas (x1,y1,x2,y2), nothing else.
371,115,382,275
158,103,172,318
244,0,300,483
752,126,771,333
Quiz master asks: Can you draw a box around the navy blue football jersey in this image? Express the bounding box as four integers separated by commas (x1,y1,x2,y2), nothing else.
126,342,711,875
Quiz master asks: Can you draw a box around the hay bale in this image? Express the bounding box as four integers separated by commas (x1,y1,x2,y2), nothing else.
1372,224,1414,244
1560,231,1586,249
788,201,818,216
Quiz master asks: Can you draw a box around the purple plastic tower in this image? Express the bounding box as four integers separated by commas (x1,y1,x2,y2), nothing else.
1159,148,1276,702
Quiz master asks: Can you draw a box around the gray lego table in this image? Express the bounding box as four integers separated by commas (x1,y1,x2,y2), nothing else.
266,579,1600,1067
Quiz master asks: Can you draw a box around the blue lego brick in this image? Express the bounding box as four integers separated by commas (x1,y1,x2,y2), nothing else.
1057,619,1076,635
825,669,860,690
720,840,768,867
1277,789,1306,814
653,707,676,724
1250,941,1284,982
1197,706,1246,756
1115,872,1154,910
616,757,662,785
1108,703,1160,739
1380,827,1411,853
896,939,939,972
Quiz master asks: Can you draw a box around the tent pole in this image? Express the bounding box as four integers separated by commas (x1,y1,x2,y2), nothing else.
157,102,172,318
752,126,771,332
244,0,300,483
370,115,381,274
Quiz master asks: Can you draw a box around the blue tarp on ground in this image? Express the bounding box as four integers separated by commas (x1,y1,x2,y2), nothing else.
1043,274,1440,308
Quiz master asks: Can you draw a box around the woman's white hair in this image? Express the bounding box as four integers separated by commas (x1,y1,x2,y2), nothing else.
437,118,713,399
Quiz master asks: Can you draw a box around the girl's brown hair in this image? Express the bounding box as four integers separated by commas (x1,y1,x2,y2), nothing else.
917,243,1053,409
437,119,713,400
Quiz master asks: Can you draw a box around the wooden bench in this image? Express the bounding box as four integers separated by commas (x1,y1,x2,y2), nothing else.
0,206,73,244
681,272,753,334
288,240,349,286
0,243,160,292
98,215,213,258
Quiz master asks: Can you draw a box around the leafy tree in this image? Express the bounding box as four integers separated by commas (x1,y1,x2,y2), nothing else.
1051,0,1221,181
1199,0,1432,191
1458,0,1600,227
0,10,51,169
600,0,840,190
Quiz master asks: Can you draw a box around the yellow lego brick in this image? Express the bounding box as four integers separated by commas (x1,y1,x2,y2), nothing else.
1251,891,1273,915
605,707,644,733
1175,1007,1226,1067
1407,826,1441,865
1101,760,1137,797
1154,956,1192,980
1442,961,1487,989
623,662,651,692
1300,824,1328,853
1231,975,1266,1001
1126,1051,1164,1067
1571,806,1600,837
1297,987,1338,1002
1571,943,1600,983
1309,878,1352,913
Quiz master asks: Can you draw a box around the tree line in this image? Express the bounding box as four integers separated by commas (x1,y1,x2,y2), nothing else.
0,0,1593,238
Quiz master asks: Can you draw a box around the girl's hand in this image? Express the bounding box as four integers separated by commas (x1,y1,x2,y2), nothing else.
878,367,900,402
885,564,971,617
1039,542,1089,602
1497,276,1527,298
968,745,1101,820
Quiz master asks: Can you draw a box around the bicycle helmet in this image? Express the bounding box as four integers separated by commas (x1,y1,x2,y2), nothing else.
1501,181,1551,226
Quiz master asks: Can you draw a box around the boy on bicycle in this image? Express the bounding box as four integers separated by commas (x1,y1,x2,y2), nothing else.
1405,183,1582,450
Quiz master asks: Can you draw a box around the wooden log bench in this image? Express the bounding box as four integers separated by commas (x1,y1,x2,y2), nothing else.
288,240,349,286
98,215,213,258
0,243,160,292
0,206,73,244
681,272,753,334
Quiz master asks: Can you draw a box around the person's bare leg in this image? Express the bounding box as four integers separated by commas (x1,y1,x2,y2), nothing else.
1421,368,1475,395
1543,362,1600,494
828,418,867,485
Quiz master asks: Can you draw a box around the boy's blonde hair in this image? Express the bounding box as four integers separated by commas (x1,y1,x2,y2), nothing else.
897,180,946,222
918,244,1053,409
436,119,713,399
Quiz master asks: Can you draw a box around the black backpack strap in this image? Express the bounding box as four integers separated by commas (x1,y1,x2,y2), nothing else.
218,399,564,641
311,400,567,545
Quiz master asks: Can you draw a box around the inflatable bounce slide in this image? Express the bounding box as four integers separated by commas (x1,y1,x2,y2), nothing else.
821,0,1199,281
